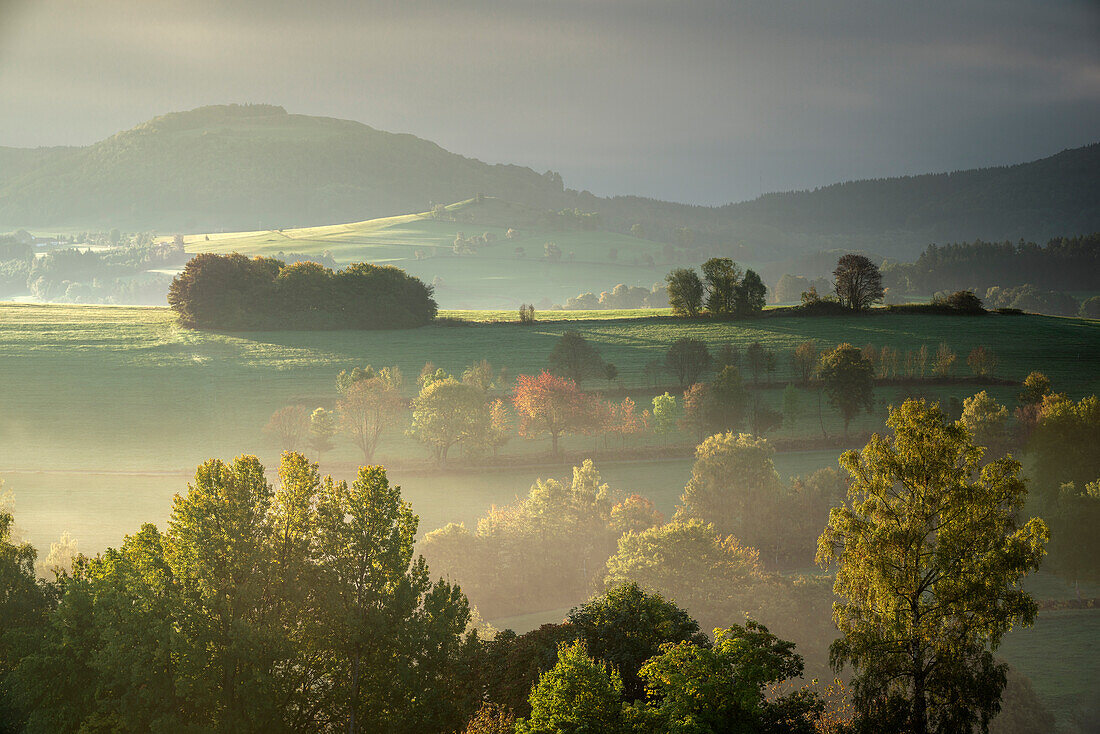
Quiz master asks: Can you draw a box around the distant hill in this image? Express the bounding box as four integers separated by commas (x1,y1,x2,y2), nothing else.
1,104,1097,260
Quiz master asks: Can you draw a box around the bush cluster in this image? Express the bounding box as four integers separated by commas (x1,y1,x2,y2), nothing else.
168,253,437,330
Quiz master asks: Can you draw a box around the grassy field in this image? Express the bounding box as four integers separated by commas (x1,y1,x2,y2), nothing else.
171,197,672,309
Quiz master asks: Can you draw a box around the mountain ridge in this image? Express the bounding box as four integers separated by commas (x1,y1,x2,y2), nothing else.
1,104,1097,260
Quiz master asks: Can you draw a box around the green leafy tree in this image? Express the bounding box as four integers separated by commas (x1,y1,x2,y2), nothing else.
666,268,704,317
515,641,626,734
665,337,712,388
818,343,875,437
817,399,1049,734
1026,394,1100,501
1046,480,1100,589
568,582,706,701
1017,371,1052,405
959,391,1010,455
408,378,491,465
734,268,767,316
675,432,782,551
630,621,822,733
651,392,680,436
702,257,742,316
307,406,338,462
745,341,776,385
315,464,471,733
548,331,605,387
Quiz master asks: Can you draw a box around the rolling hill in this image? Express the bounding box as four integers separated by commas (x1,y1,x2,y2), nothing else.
1,104,1098,262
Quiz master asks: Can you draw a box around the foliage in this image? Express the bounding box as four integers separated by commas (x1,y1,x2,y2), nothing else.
337,366,404,463
515,641,626,734
817,399,1049,734
702,257,743,316
1018,371,1052,405
408,377,492,465
651,392,680,435
513,371,601,457
832,254,884,310
1026,394,1100,501
931,342,956,377
675,432,783,553
568,582,708,701
307,407,338,460
168,253,437,330
931,290,985,313
959,391,1010,454
666,337,713,387
791,342,819,384
631,621,823,734
548,330,606,386
666,268,705,317
2,454,475,733
818,343,874,436
982,284,1081,317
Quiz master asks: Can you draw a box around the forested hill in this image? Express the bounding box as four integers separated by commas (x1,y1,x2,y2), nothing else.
1,103,1097,260
719,143,1100,255
0,104,573,232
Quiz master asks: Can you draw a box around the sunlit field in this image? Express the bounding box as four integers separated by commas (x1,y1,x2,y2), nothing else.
173,198,673,308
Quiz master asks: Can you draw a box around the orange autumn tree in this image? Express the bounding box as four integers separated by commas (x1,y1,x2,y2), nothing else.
513,371,601,457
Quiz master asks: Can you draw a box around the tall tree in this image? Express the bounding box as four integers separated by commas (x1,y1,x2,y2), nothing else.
675,431,783,550
818,343,875,437
337,366,404,463
263,404,311,452
817,399,1049,734
547,331,605,387
791,341,819,385
513,372,600,457
315,464,471,733
702,257,742,316
734,268,767,316
833,254,884,310
408,378,491,466
665,337,712,388
665,268,704,317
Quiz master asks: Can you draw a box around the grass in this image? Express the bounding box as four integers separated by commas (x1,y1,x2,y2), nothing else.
999,610,1100,730
171,197,673,309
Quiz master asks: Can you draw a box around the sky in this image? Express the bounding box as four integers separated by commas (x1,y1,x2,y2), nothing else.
1,0,1098,205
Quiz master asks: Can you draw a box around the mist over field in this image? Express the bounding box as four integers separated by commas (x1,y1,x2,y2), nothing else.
1,2,1099,733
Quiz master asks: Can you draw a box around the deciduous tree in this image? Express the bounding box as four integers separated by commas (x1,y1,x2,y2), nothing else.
817,399,1049,734
337,367,404,463
833,254,884,310
818,343,874,437
665,268,704,317
665,337,712,388
513,372,600,457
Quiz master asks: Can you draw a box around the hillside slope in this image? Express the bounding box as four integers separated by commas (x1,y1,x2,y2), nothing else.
0,104,571,232
1,104,1097,260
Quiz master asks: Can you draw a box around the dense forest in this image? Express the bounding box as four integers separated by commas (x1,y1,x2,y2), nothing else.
1,105,1097,261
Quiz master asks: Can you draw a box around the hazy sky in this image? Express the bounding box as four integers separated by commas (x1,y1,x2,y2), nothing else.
1,0,1098,204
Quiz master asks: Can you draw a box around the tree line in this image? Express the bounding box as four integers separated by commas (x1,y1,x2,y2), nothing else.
168,253,437,330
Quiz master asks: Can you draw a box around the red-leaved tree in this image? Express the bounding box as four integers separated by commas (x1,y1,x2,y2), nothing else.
513,371,600,457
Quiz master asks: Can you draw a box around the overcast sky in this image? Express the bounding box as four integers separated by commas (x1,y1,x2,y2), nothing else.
1,0,1098,204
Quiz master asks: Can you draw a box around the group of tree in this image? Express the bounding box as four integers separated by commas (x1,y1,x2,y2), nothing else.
558,282,669,310
665,257,767,317
0,237,188,304
168,253,437,330
883,233,1100,295
3,385,1070,732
